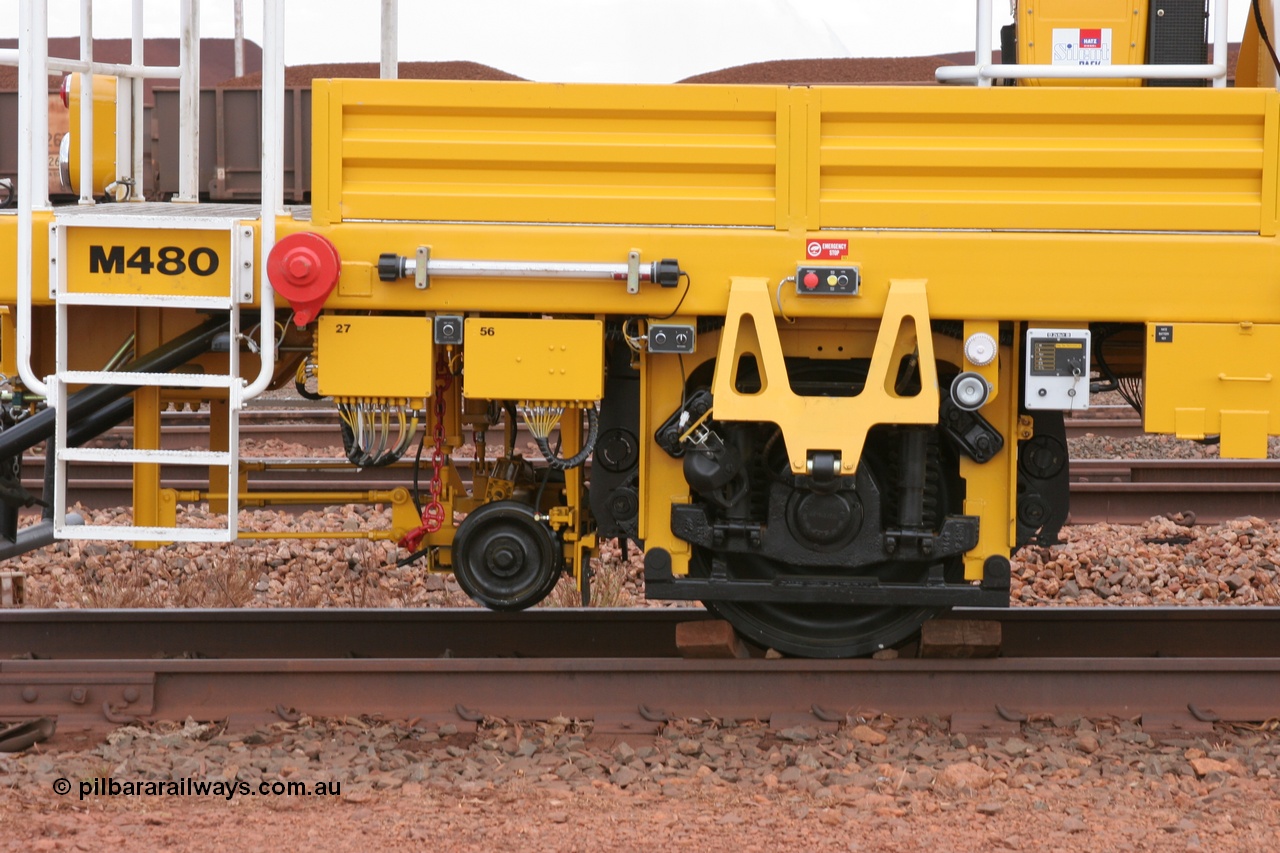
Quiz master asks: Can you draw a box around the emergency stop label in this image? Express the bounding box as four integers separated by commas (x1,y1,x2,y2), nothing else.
806,239,849,260
1052,28,1112,65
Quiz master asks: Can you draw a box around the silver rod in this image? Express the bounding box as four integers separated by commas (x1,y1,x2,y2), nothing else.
177,0,199,202
78,0,93,204
975,0,993,89
405,259,655,281
380,0,398,80
130,0,144,199
233,0,245,78
46,57,183,77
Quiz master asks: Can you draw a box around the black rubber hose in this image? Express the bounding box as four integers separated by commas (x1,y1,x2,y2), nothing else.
534,407,599,471
0,316,230,460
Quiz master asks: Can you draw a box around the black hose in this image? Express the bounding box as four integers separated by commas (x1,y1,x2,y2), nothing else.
0,315,231,460
533,407,599,471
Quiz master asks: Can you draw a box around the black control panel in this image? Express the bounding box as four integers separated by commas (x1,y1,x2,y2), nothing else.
796,265,860,296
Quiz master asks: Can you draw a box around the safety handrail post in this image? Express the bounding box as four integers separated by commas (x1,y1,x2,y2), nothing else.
244,0,282,402
17,0,49,398
77,0,93,205
942,0,1232,85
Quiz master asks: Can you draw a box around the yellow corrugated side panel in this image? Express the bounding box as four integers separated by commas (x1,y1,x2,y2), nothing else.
320,80,781,227
814,86,1271,233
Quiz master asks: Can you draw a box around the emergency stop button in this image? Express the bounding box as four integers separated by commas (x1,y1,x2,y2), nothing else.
795,264,861,296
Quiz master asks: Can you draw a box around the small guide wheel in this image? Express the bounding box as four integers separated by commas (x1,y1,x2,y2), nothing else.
451,501,562,611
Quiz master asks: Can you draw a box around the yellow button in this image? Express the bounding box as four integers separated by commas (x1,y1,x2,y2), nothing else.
826,275,837,286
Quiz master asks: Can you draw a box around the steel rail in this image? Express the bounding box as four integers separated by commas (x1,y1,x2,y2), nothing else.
3,609,1279,729
0,607,1277,661
3,656,1277,731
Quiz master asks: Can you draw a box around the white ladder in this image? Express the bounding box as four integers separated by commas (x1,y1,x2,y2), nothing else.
48,207,257,543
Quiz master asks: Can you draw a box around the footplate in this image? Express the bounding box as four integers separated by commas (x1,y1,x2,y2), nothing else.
644,550,1011,607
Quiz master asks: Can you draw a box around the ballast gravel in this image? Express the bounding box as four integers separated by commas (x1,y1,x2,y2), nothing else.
3,714,1279,852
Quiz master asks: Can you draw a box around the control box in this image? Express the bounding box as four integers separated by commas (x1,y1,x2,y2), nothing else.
647,324,696,354
434,315,464,345
796,265,860,296
1024,328,1091,410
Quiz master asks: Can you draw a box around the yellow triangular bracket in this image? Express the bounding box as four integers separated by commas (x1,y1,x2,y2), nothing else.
710,277,939,475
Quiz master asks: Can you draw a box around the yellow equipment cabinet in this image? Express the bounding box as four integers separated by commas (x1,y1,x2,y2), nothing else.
1018,0,1148,85
1144,322,1280,459
317,315,435,400
461,318,604,403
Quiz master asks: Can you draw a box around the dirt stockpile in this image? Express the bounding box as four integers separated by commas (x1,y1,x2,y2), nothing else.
681,55,958,85
218,61,524,88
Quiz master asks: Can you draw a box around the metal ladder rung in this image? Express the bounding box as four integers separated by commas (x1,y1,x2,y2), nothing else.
56,293,234,310
59,371,237,389
59,447,232,466
53,524,235,544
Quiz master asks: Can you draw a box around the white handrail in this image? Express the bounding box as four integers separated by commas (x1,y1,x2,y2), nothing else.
177,0,200,202
243,0,282,402
16,0,48,398
939,0,1231,86
77,0,93,206
380,0,398,80
130,0,144,200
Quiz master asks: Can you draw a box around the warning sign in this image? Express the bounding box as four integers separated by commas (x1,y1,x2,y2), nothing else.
805,239,849,260
1052,27,1112,65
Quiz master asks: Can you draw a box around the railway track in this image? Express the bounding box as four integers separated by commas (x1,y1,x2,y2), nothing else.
12,403,1278,523
2,608,1277,733
31,455,1276,524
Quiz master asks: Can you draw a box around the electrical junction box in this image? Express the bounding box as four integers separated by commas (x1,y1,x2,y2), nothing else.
648,324,695,354
463,317,604,403
317,315,435,400
1024,328,1091,411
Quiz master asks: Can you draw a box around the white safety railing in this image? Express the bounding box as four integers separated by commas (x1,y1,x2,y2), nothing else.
939,0,1232,87
10,0,285,404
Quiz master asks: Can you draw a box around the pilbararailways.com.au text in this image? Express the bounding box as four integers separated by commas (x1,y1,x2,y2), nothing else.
54,777,342,801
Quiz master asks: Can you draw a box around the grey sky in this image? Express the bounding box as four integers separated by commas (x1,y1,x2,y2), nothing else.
1,1,1255,84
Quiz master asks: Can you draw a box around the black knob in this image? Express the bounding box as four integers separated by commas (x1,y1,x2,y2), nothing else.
654,259,682,288
377,253,406,282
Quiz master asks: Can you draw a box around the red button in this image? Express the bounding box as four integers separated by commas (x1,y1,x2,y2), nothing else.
803,272,819,290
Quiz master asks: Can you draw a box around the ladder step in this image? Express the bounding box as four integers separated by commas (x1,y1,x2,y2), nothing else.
55,524,235,544
59,370,237,389
59,448,233,466
57,293,233,310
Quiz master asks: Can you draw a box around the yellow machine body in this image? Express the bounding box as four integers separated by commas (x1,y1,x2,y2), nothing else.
5,53,1280,654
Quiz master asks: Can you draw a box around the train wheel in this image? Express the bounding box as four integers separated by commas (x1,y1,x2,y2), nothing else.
451,501,562,611
693,551,955,658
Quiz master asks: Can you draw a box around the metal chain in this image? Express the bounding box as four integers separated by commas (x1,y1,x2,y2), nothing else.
399,351,453,552
422,353,452,532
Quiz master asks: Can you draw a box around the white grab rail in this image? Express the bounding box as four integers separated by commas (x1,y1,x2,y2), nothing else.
939,0,1231,87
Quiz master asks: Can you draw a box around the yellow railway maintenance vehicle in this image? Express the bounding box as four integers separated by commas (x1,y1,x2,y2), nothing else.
3,0,1280,656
